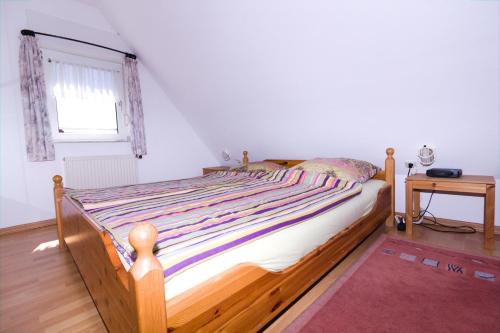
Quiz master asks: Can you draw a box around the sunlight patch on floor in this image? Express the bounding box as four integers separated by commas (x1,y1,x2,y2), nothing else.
32,239,59,253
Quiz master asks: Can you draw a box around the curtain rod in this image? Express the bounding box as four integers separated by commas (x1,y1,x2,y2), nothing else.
20,29,136,59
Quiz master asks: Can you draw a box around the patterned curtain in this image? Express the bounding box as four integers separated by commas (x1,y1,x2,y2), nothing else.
124,57,147,158
18,35,55,161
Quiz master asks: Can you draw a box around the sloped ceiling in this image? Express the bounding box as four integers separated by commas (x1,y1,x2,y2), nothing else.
91,0,499,175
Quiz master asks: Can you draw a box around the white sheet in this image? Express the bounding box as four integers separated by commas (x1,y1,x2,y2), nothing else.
164,179,386,300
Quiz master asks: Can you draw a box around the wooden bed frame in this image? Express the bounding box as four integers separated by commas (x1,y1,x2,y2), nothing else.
53,148,395,333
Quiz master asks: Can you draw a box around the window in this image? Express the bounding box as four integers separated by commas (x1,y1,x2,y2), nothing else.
43,49,129,142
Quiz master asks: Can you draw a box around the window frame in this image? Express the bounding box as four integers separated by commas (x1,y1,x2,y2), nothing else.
42,49,130,143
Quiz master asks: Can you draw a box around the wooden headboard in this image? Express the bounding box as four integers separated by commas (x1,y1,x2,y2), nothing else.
242,148,395,224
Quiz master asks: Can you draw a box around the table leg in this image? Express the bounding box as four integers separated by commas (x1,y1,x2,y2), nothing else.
484,184,495,249
405,180,413,237
413,191,420,219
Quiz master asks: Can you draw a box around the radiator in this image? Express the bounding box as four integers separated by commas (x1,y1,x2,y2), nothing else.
63,155,138,189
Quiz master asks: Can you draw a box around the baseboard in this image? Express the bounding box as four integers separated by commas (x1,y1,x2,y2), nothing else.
0,219,56,236
395,212,500,235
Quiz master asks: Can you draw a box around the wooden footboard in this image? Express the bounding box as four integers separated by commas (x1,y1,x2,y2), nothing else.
55,177,166,333
53,148,395,333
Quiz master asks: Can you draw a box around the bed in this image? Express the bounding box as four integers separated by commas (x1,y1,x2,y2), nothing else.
53,148,395,333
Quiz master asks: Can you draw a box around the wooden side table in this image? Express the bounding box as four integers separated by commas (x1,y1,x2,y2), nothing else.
405,174,496,249
202,166,230,175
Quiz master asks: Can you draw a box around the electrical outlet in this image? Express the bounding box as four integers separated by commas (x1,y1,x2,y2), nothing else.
404,161,416,169
405,161,417,176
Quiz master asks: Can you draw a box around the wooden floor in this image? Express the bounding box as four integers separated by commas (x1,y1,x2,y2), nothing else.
0,224,498,333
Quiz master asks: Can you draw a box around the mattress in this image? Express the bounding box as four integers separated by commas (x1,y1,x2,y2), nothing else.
164,179,385,299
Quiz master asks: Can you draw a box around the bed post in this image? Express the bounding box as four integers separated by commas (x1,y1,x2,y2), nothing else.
385,148,395,226
243,150,249,166
53,175,66,249
128,223,167,333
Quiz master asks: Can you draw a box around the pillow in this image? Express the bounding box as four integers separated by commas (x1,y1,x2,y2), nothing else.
290,158,380,183
231,161,286,172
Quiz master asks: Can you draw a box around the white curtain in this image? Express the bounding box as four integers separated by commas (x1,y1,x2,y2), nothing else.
51,61,121,134
19,35,55,161
124,57,147,158
52,61,119,101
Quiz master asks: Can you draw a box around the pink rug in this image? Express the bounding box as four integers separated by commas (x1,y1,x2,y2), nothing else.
285,236,500,333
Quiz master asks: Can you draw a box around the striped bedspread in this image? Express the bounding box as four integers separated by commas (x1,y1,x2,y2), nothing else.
67,169,362,280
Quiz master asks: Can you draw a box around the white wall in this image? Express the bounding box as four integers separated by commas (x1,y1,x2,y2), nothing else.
0,0,218,228
95,0,500,225
3,1,497,228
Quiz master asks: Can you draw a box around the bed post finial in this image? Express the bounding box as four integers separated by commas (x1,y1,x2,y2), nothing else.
128,223,167,333
243,150,249,166
53,175,65,249
384,148,395,226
